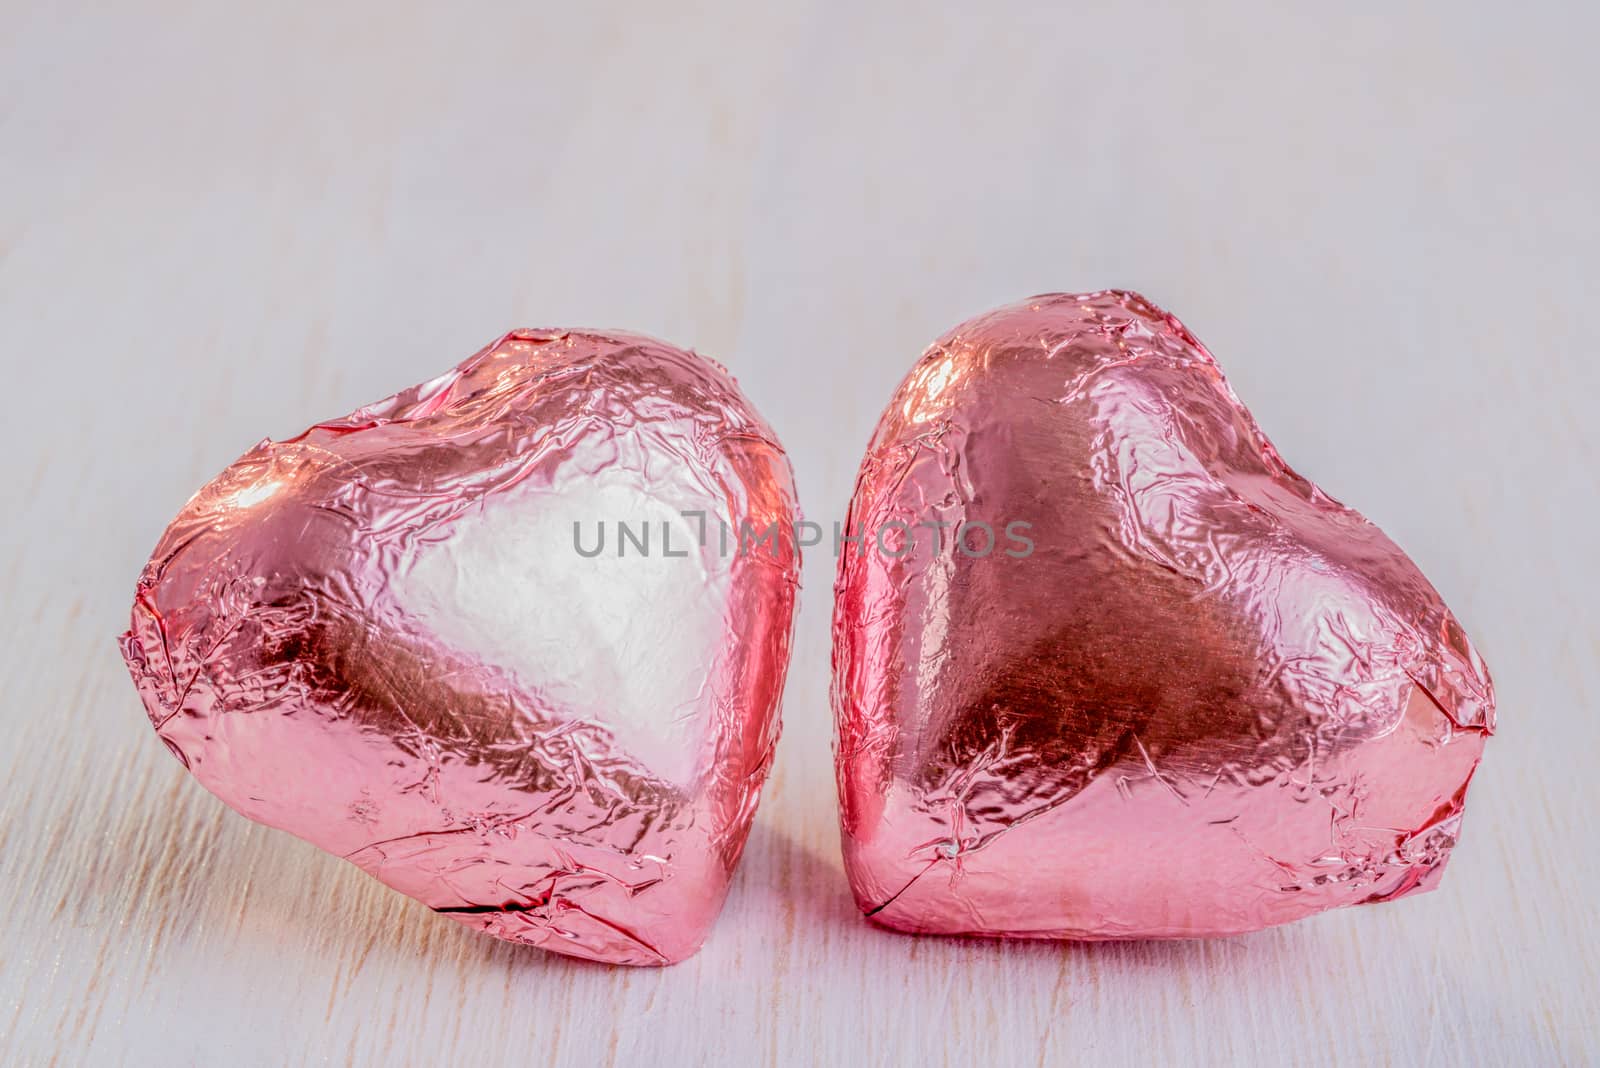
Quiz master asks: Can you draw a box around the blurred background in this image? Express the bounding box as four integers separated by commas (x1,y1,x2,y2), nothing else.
3,3,1596,1064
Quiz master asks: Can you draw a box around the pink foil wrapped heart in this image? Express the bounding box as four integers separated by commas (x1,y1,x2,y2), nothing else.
832,291,1494,939
121,329,799,965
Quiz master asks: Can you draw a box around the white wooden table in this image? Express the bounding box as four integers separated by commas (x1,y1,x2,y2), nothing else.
3,4,1596,1064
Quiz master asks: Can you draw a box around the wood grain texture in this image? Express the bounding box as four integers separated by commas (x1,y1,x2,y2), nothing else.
2,3,1596,1064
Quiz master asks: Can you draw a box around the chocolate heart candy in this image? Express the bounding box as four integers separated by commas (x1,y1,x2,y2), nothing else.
832,292,1493,938
122,330,799,964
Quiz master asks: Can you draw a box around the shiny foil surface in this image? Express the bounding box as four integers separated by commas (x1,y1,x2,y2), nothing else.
832,291,1494,939
121,330,799,965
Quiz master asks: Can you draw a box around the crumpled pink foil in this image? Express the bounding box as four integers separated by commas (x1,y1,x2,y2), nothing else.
832,291,1495,939
121,329,799,965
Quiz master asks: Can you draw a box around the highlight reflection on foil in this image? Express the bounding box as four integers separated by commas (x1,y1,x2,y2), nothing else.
832,291,1494,938
121,329,800,965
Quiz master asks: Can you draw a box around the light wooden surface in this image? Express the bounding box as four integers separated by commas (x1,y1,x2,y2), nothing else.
3,3,1597,1065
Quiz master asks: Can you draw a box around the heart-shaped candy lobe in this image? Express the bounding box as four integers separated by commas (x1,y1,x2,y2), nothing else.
833,292,1494,938
121,330,799,964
